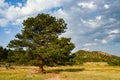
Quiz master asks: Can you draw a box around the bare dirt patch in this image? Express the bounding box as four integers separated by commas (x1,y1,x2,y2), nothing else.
45,73,60,80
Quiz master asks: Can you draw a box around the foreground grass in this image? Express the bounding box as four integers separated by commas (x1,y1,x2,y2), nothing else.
0,65,120,80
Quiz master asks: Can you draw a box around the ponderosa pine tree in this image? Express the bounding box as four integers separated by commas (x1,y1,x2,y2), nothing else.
7,14,75,72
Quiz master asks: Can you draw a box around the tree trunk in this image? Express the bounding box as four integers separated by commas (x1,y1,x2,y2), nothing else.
38,65,43,73
37,53,44,73
37,45,45,73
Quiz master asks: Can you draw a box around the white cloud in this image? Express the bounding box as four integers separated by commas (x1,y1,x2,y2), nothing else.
12,18,25,25
87,20,99,28
0,0,9,8
52,8,69,20
109,18,116,22
96,16,102,20
83,43,97,47
81,18,103,28
94,38,109,45
78,2,97,10
104,4,110,9
108,29,119,34
82,48,90,51
21,0,62,15
108,34,116,40
95,29,120,45
0,0,63,27
5,6,21,20
107,29,120,41
0,19,8,27
101,39,107,44
17,3,22,7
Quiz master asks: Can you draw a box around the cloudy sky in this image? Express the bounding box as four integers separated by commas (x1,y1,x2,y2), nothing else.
0,0,120,56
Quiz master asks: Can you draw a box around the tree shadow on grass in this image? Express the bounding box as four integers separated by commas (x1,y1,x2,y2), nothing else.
43,68,85,73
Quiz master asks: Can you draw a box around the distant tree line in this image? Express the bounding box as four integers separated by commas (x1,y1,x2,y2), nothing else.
0,46,21,63
0,46,74,66
0,46,10,62
0,46,120,66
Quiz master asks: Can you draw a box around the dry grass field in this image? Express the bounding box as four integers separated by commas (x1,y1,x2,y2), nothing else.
0,65,120,80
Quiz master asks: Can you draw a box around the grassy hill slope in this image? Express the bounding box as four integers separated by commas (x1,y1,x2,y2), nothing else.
72,50,120,66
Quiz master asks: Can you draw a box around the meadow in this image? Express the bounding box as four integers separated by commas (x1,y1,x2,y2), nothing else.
0,65,120,80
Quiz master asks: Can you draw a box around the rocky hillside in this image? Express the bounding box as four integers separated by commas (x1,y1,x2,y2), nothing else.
72,50,120,66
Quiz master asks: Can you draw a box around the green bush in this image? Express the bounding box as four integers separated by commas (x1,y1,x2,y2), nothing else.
29,60,42,66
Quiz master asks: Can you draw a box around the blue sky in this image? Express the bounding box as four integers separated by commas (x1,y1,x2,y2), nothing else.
0,0,120,56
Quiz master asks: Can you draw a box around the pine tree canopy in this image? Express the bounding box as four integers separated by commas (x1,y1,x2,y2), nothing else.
7,13,75,67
